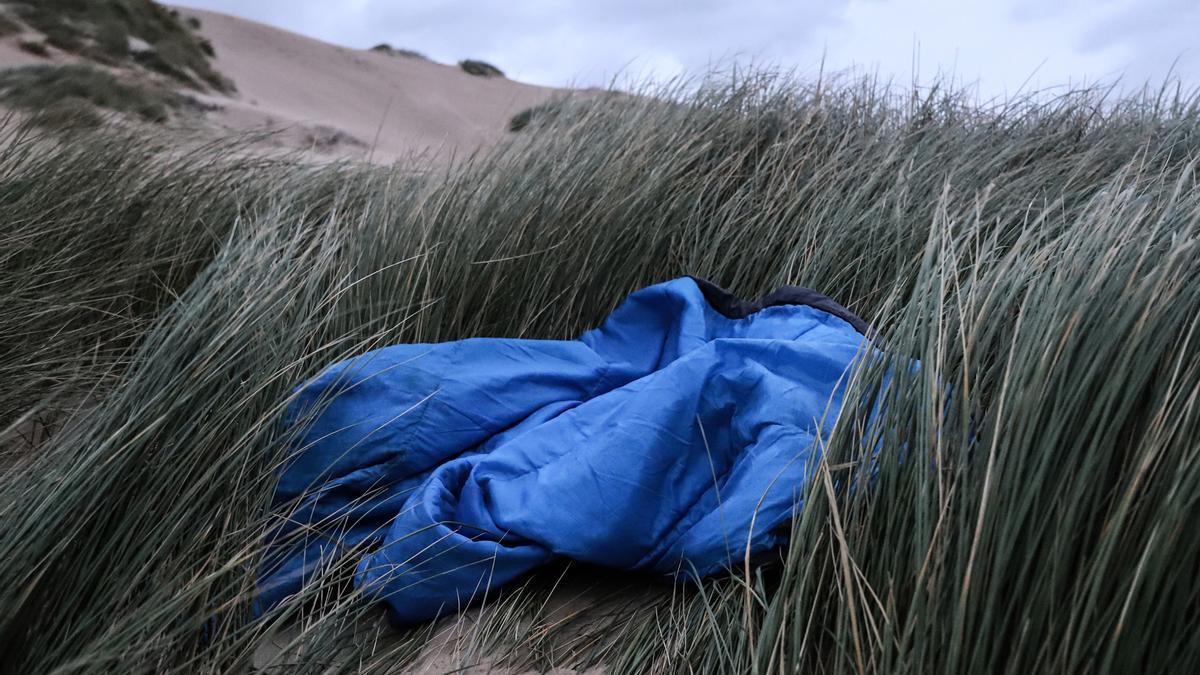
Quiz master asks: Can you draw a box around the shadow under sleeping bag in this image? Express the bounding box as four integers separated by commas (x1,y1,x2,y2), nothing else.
262,276,874,624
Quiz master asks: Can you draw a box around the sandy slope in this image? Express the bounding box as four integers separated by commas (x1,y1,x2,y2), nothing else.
175,7,561,163
0,6,560,162
174,7,562,162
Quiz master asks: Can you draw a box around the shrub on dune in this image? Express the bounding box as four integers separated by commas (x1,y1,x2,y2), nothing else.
459,58,504,78
16,39,49,57
6,0,232,92
509,99,565,131
370,42,429,60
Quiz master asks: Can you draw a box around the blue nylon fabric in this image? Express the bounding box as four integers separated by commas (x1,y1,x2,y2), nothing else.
262,277,872,624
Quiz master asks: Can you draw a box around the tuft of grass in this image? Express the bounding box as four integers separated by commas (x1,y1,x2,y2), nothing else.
508,95,605,131
370,42,429,61
7,0,232,92
0,72,1198,673
0,64,188,127
459,58,504,78
40,19,83,52
16,38,48,57
508,99,559,131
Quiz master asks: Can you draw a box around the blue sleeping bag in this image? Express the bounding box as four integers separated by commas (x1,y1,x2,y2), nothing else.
262,277,874,624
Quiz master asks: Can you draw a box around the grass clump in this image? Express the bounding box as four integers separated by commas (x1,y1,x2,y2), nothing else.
508,94,610,131
459,58,504,78
0,72,1198,673
509,98,564,131
6,0,231,92
16,38,48,57
370,42,429,60
0,64,187,127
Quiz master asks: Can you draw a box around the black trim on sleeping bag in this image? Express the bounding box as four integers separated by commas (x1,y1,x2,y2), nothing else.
688,276,870,336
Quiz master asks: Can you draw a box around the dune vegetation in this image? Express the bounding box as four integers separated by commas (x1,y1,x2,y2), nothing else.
0,73,1198,673
371,43,430,61
508,96,572,131
0,63,192,128
0,1,228,131
4,0,229,91
459,58,505,78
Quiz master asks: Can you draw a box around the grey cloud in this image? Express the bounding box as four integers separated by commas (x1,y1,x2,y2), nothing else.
1009,0,1198,87
1077,0,1199,86
178,1,1196,93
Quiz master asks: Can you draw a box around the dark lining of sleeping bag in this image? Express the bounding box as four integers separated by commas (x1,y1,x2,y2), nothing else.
261,277,874,625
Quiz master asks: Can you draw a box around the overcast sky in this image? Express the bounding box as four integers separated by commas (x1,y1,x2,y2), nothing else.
180,0,1197,98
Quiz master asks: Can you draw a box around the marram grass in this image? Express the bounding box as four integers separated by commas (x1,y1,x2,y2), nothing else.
0,74,1198,673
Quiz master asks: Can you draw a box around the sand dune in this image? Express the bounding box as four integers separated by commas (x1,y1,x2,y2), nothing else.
175,7,562,162
0,5,561,163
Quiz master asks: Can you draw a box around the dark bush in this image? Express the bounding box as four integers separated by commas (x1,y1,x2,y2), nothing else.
95,21,130,60
132,49,194,86
41,22,84,53
371,43,429,60
459,59,504,78
509,98,572,131
17,40,49,58
509,96,616,132
508,108,534,132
